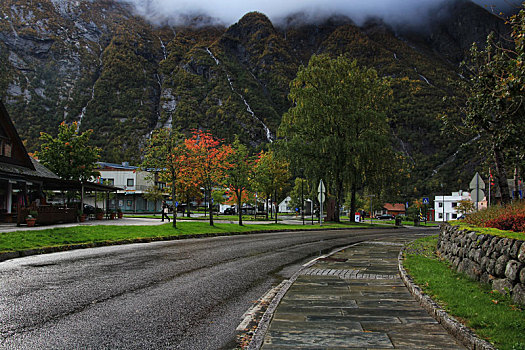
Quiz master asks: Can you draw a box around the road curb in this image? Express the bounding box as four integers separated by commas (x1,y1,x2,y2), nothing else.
398,245,496,350
0,226,373,263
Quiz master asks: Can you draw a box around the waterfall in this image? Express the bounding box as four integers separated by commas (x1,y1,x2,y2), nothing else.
430,135,481,177
158,35,167,60
205,48,273,143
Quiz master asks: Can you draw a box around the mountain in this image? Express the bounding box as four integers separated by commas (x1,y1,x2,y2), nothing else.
0,0,510,195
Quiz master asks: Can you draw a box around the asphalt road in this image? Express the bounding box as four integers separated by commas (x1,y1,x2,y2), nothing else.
0,227,432,349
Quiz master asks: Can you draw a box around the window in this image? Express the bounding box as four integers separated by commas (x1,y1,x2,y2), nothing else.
105,178,114,186
438,202,443,208
452,214,457,219
127,178,134,187
451,202,457,208
438,213,443,219
0,139,12,157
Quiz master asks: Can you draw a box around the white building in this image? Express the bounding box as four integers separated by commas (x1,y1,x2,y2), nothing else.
278,196,293,213
434,190,471,221
96,162,165,213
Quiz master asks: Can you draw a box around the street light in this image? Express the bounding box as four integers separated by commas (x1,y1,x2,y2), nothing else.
365,194,376,225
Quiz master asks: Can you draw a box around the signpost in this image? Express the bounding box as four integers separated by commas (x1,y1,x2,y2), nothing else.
469,172,486,210
318,180,325,226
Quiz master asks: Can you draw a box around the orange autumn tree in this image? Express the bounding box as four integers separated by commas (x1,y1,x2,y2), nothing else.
141,128,185,228
184,130,233,226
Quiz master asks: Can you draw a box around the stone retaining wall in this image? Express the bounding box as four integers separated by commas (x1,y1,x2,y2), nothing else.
438,224,525,305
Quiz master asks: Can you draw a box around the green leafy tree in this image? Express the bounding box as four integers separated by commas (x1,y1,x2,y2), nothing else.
279,54,393,221
141,128,185,228
253,150,291,219
224,136,254,225
37,121,100,181
289,178,309,215
445,7,525,204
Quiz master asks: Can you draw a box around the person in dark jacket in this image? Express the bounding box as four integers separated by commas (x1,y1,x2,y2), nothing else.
161,200,170,222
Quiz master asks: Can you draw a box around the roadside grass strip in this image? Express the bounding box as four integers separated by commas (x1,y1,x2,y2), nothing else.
0,222,366,253
451,221,525,240
403,235,525,350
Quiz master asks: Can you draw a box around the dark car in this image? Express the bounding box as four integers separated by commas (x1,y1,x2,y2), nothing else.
376,214,394,220
224,207,235,215
83,204,96,215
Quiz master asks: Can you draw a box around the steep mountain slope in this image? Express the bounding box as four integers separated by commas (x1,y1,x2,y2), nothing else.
0,0,510,195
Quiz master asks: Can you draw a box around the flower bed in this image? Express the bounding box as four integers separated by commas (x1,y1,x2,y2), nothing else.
464,201,525,233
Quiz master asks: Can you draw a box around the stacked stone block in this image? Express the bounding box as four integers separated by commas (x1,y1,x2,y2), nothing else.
438,224,525,306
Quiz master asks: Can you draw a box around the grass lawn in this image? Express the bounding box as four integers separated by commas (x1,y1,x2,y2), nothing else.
124,214,277,221
0,221,368,253
403,235,525,350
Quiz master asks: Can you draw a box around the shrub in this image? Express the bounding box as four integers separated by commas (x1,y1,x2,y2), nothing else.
464,201,525,233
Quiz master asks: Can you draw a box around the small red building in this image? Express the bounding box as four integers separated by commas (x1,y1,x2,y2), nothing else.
382,203,406,217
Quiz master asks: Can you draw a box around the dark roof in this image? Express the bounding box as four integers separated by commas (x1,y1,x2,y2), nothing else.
0,100,35,170
0,100,120,193
98,161,139,170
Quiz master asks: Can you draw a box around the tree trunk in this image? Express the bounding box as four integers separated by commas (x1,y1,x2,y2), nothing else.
266,197,269,220
172,173,177,228
237,189,243,226
350,183,357,222
494,144,511,204
334,180,343,223
208,188,214,226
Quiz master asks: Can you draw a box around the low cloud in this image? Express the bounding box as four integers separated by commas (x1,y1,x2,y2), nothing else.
124,0,519,27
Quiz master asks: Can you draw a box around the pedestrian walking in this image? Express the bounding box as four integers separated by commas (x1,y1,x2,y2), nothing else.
162,200,170,222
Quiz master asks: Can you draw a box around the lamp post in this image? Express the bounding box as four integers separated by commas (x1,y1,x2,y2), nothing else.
365,194,375,225
301,177,305,225
441,183,445,222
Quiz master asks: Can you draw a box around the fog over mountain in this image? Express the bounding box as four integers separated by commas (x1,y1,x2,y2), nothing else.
124,0,519,26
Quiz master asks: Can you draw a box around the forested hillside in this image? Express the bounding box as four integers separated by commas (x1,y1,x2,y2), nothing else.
0,0,510,195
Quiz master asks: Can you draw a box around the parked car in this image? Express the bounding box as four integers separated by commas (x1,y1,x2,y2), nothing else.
223,207,235,215
83,204,95,215
376,214,394,220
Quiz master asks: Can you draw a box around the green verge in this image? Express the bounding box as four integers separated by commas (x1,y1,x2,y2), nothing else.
0,222,367,253
124,214,276,221
451,221,525,240
403,235,525,350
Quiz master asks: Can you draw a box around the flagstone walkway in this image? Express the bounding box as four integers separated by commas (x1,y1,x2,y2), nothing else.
262,237,466,349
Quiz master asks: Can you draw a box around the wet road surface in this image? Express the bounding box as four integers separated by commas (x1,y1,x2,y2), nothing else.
0,227,433,349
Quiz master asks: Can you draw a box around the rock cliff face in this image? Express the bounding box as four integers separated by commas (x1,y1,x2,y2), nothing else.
0,0,510,193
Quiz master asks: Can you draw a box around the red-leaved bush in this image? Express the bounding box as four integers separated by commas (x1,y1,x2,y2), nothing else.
464,201,525,233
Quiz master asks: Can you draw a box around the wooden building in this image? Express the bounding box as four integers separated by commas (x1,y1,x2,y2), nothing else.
0,100,117,225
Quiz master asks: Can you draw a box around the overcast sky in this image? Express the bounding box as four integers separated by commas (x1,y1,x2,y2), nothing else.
124,0,518,26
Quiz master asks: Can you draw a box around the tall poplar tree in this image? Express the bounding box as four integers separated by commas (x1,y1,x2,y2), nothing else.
279,54,393,221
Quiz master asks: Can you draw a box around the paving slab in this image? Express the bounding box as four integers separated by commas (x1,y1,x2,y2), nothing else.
261,235,466,349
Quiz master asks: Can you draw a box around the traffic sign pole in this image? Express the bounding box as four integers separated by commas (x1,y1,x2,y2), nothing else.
318,180,325,226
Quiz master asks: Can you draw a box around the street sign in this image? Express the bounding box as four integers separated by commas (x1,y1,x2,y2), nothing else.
469,172,486,190
471,189,485,203
318,179,325,227
422,197,429,205
318,180,326,194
